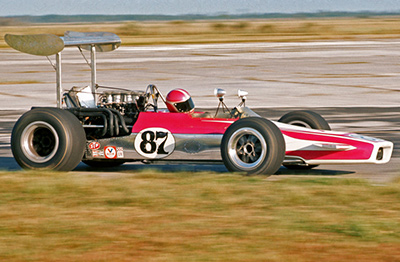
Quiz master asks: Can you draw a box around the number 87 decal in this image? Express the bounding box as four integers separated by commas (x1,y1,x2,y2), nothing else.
134,128,176,158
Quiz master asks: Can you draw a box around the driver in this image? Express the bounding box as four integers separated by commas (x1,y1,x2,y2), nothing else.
166,88,195,113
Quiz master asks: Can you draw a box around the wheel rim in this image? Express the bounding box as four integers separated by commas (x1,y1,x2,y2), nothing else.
227,127,267,170
20,121,59,163
286,120,312,129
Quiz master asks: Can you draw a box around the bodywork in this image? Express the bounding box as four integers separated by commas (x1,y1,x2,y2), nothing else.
83,108,392,166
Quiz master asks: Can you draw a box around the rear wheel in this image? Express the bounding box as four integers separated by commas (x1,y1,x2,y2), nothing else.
221,117,285,175
278,110,330,170
11,108,86,171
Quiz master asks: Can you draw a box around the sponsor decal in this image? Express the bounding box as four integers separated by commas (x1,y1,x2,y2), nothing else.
117,147,124,158
89,142,101,150
134,128,175,159
104,146,117,159
92,150,101,157
92,150,104,158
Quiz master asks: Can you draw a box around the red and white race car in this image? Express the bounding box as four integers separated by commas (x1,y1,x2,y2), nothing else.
6,31,393,175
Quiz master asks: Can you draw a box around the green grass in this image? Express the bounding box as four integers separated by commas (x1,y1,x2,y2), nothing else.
0,170,400,261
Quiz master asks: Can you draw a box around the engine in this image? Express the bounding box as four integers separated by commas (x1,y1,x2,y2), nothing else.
98,91,147,124
63,87,148,139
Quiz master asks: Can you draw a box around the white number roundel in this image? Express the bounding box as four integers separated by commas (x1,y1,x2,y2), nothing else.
134,128,175,159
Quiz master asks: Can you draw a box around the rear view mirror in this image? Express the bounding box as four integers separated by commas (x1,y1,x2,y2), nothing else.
214,88,226,98
238,89,248,99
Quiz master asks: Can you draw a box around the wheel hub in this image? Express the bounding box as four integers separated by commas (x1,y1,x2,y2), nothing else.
236,134,262,164
228,127,267,170
21,121,60,163
244,143,254,155
33,127,56,156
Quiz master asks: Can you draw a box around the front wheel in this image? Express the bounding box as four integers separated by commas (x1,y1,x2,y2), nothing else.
11,108,86,171
278,110,330,170
278,110,330,130
221,117,285,175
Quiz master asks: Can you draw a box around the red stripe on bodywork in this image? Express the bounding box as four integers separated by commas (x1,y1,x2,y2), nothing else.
282,130,374,160
132,112,235,134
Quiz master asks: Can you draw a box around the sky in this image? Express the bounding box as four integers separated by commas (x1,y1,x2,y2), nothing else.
0,0,399,16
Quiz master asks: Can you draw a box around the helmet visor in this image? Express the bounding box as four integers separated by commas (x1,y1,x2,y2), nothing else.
174,97,195,112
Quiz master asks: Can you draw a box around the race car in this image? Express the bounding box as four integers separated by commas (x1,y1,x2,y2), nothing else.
5,31,394,175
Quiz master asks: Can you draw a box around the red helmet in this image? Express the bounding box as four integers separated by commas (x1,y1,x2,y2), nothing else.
166,89,195,113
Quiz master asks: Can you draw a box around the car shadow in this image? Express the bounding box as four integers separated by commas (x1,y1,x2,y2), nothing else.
275,167,355,176
0,157,21,171
74,162,355,176
0,156,355,176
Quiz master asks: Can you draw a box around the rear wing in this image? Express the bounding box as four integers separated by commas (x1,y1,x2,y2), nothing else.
5,31,121,56
5,31,121,107
62,31,121,52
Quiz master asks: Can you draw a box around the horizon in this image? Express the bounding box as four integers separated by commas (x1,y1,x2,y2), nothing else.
4,9,400,17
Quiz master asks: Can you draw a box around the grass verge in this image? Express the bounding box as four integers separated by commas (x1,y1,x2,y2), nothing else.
0,170,399,261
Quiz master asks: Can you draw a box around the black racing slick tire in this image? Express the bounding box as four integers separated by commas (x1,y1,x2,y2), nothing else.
278,110,330,170
11,108,86,171
221,117,285,175
278,110,330,130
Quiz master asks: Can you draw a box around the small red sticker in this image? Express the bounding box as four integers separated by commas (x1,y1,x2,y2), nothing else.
92,150,102,157
104,146,117,159
89,142,101,150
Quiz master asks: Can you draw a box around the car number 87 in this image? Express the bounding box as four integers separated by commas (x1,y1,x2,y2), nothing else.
134,128,175,159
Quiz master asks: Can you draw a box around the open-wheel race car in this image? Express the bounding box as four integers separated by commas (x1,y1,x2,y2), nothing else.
5,31,394,175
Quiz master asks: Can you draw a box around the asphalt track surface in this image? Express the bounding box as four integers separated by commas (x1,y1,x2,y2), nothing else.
0,41,399,182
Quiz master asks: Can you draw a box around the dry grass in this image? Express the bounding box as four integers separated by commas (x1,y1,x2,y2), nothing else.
1,17,400,47
0,170,400,261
